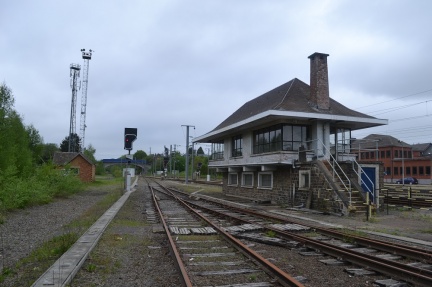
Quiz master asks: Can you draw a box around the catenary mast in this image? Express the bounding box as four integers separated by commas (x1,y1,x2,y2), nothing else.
79,49,93,151
68,64,81,152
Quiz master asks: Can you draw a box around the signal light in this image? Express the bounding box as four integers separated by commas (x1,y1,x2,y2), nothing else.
124,128,137,150
124,134,137,150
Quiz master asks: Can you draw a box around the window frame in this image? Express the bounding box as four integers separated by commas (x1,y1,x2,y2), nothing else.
299,170,311,190
211,141,224,160
253,124,308,154
231,135,243,157
258,172,273,189
406,166,411,175
241,172,254,187
228,173,238,186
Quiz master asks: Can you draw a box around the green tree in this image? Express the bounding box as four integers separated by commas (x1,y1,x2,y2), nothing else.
26,124,44,164
194,155,208,175
0,82,14,114
83,144,96,163
40,143,59,163
134,150,147,160
171,151,185,173
60,133,81,152
0,83,33,177
0,83,85,212
197,146,205,156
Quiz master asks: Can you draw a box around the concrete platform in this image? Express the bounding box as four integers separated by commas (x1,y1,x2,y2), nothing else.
31,179,137,287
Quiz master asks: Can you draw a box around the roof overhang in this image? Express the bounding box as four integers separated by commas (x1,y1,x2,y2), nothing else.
193,110,388,143
211,161,294,172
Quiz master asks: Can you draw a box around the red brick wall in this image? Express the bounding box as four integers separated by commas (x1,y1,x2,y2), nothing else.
70,156,95,182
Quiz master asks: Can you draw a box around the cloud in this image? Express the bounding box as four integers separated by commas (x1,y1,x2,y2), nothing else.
1,0,431,159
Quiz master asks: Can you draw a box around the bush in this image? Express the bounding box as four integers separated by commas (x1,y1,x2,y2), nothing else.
0,164,83,211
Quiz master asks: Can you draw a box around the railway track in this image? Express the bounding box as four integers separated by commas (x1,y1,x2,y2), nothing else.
28,177,432,286
152,179,432,287
148,180,303,287
383,186,432,209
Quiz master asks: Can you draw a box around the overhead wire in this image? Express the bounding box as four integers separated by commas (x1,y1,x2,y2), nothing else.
349,87,432,143
354,88,432,110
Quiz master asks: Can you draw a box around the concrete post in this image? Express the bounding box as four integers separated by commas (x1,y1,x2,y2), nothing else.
125,172,131,192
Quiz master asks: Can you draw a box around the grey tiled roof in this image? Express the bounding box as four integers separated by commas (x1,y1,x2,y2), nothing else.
411,143,431,152
351,134,409,149
53,152,94,165
212,78,376,131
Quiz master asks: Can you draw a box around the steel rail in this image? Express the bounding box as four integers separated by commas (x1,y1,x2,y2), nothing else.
175,192,432,286
154,183,305,287
179,186,432,262
246,208,432,262
149,184,193,287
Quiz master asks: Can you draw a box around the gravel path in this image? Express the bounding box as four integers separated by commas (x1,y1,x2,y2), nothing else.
0,187,113,286
0,190,108,266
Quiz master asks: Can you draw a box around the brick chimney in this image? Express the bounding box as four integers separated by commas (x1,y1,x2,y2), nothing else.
308,52,330,110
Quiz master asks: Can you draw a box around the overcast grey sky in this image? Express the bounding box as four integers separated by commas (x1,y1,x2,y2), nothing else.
1,0,431,159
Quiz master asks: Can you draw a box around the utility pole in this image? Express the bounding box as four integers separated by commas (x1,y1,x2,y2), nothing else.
191,141,195,180
182,125,195,184
169,144,172,176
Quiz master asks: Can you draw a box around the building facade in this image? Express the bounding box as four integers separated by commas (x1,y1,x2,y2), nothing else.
194,53,388,214
53,152,96,182
352,134,432,184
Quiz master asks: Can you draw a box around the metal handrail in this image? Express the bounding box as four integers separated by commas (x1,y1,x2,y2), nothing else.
307,138,352,205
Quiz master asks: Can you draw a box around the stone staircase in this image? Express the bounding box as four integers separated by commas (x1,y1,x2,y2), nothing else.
318,160,367,215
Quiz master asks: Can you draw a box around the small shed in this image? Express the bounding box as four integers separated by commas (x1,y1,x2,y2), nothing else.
53,152,95,182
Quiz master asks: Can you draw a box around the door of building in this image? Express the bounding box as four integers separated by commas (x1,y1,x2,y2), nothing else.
361,167,376,202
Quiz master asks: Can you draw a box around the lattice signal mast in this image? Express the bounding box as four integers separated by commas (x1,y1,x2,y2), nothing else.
79,49,93,151
69,63,81,152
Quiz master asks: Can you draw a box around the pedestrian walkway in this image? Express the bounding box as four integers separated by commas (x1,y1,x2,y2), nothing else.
31,178,138,287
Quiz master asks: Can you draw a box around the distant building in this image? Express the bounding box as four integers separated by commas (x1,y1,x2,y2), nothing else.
194,52,388,214
53,152,95,182
352,134,432,184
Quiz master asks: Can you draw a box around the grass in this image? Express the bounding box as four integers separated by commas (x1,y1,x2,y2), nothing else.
364,216,379,223
399,210,432,222
265,230,277,238
71,184,155,280
86,263,97,273
338,228,369,243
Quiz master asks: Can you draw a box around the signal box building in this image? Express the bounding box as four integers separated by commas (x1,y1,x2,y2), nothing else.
53,152,96,182
194,53,388,215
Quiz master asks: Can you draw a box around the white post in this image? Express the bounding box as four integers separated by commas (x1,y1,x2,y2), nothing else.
126,172,131,192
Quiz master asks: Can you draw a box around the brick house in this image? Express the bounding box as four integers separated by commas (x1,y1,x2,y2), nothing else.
53,152,95,182
193,52,388,214
352,134,432,184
